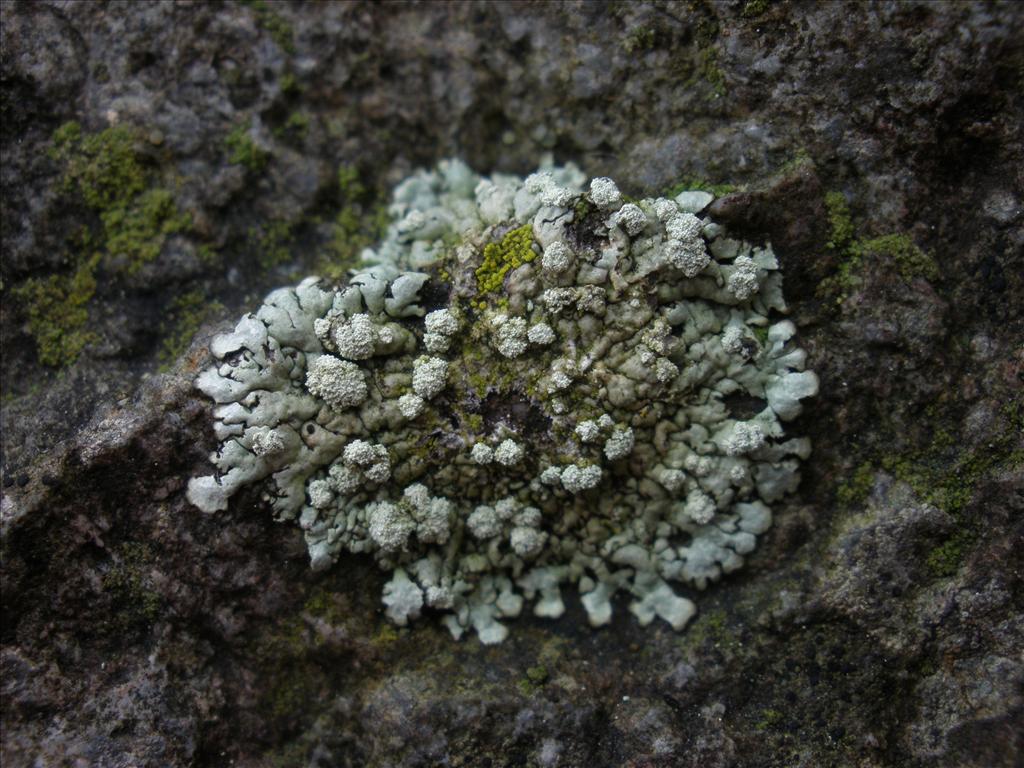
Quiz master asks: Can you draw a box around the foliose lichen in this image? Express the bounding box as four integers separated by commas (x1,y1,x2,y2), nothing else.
188,159,818,643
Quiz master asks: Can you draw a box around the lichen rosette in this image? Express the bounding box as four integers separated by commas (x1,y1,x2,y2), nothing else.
188,160,818,643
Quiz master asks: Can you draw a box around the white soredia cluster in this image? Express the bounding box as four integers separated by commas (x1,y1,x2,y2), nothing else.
188,159,818,643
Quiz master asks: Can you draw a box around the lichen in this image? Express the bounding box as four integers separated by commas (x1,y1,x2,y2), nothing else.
188,159,817,643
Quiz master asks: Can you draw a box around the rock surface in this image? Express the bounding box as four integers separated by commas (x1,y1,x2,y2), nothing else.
1,2,1021,766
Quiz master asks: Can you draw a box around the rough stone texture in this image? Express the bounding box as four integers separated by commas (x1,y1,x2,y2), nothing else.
1,2,1021,766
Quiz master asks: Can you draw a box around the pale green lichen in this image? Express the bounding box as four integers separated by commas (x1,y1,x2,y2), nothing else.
188,160,817,643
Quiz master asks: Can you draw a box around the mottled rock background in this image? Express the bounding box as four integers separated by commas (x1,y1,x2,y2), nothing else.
2,1,1022,766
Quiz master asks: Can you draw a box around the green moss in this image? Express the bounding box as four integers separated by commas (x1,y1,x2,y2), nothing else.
526,665,548,684
864,402,1024,582
742,0,771,19
240,0,295,54
755,707,784,731
683,608,738,652
12,254,99,366
274,110,310,140
158,289,225,370
697,47,727,97
24,123,193,366
824,191,855,252
371,623,400,648
662,178,738,199
880,430,1019,519
279,71,299,95
622,26,656,53
51,121,146,209
860,233,939,281
285,110,309,134
197,243,220,266
318,165,390,281
250,611,324,722
225,121,269,171
102,188,191,274
264,741,312,768
818,192,939,304
776,148,814,178
474,224,535,301
250,219,297,270
47,121,190,265
572,196,593,221
517,664,549,695
101,542,162,630
817,192,862,302
693,19,727,98
926,531,972,578
836,462,875,507
264,662,320,720
302,587,349,626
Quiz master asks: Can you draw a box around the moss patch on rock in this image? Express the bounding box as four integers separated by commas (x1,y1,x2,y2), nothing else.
225,120,270,172
14,121,192,366
11,253,99,367
158,289,226,371
816,191,938,304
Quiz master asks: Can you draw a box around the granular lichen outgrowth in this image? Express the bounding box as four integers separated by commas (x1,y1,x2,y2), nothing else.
188,159,818,643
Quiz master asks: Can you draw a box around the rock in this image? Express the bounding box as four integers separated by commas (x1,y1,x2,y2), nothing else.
2,2,1022,766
